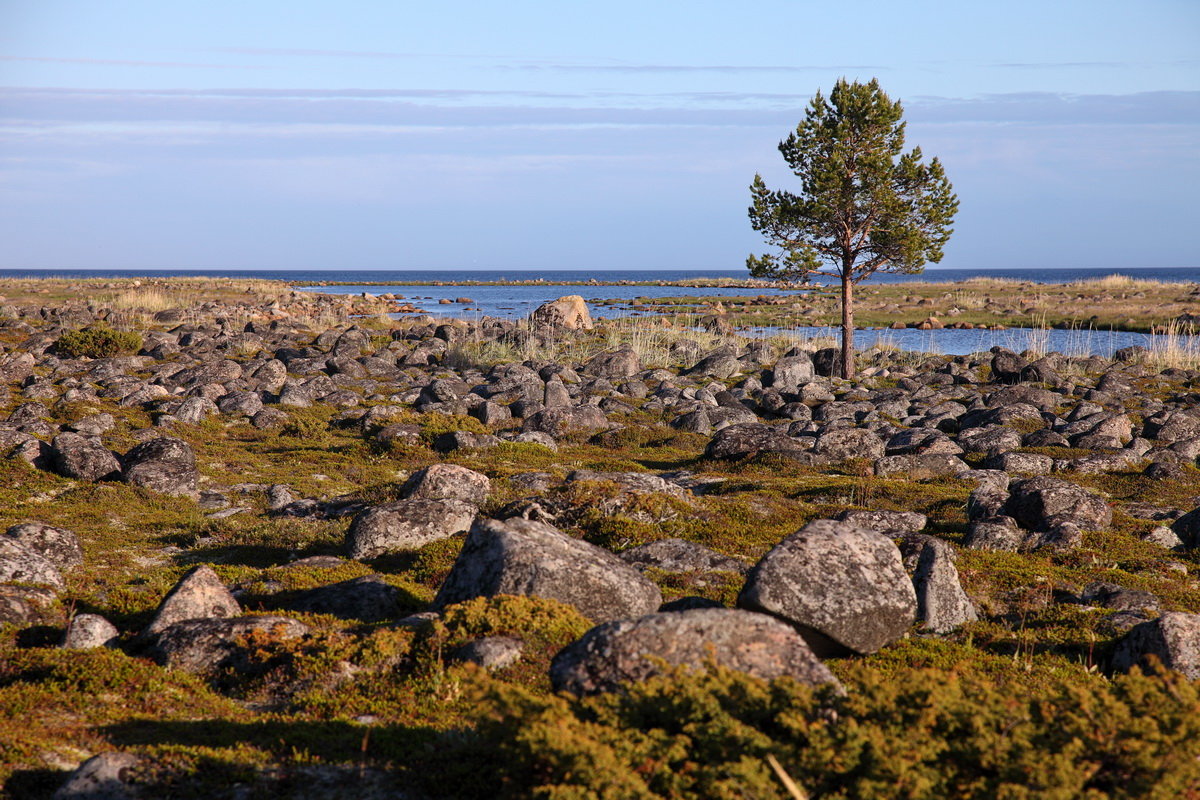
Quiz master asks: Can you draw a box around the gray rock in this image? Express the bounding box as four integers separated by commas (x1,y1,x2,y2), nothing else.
550,608,840,696
144,564,241,637
738,519,917,656
957,425,1022,455
1079,581,1159,613
400,462,489,506
963,516,1025,552
63,613,120,649
4,521,83,571
121,436,198,497
982,452,1054,475
452,635,525,670
50,432,121,482
1144,525,1183,549
0,536,65,591
511,431,558,451
583,347,642,379
899,535,978,634
174,396,217,424
52,751,142,800
813,427,885,461
149,615,310,674
287,574,409,622
771,353,816,392
837,509,927,534
521,405,610,438
345,499,477,559
434,517,661,623
1112,612,1200,679
432,430,501,452
873,454,970,478
618,538,749,574
704,423,811,461
0,584,61,625
1004,476,1112,532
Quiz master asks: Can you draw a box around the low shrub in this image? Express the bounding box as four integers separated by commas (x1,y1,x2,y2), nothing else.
54,324,143,358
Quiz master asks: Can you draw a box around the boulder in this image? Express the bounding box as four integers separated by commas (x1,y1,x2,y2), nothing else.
836,510,926,534
813,428,885,462
122,436,198,497
873,454,970,479
618,538,749,574
771,353,816,392
898,535,978,634
144,565,241,637
0,536,65,591
62,613,120,649
738,519,917,656
521,405,610,438
287,575,410,622
451,635,525,671
0,584,62,626
399,463,491,506
583,347,642,379
52,751,142,800
345,499,477,559
1112,612,1200,679
148,615,310,674
49,432,121,482
434,517,661,623
704,423,811,461
529,296,594,330
550,608,840,696
4,521,83,571
1004,476,1112,532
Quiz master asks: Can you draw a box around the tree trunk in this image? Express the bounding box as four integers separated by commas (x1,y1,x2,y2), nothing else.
840,272,855,380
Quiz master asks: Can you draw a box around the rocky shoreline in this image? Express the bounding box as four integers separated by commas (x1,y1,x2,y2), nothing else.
1,286,1198,797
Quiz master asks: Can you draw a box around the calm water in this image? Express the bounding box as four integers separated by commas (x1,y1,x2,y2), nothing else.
5,266,1197,357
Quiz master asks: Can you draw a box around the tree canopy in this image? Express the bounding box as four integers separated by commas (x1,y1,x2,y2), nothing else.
747,78,958,378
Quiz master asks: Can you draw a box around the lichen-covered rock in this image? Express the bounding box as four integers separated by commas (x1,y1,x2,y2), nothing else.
122,436,198,497
148,615,310,674
62,613,120,649
52,751,142,800
144,564,241,637
618,538,749,574
434,517,661,623
0,536,65,591
550,609,840,696
451,635,525,671
0,584,62,625
770,352,816,393
1111,612,1200,679
703,423,811,461
1004,476,1113,532
737,519,916,656
583,347,641,379
4,521,83,571
49,432,121,482
899,535,978,634
521,405,610,438
837,510,927,534
345,499,477,559
813,427,885,461
873,453,970,478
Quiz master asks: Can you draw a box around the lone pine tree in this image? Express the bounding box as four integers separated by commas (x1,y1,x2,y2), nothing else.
747,78,958,379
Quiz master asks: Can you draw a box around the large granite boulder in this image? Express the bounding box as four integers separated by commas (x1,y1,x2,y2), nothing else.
521,405,610,438
898,534,978,634
530,296,593,330
550,609,840,696
148,615,310,674
434,517,661,623
738,519,916,656
583,347,642,379
704,423,811,461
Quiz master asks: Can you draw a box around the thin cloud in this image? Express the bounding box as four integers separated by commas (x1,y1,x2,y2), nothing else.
0,55,260,70
513,62,887,74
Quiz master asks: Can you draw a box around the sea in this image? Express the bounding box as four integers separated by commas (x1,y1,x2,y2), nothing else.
4,266,1198,357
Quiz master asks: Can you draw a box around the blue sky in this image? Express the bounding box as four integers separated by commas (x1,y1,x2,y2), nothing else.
1,0,1197,271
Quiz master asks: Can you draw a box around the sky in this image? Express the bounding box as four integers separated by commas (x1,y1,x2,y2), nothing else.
1,0,1198,272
